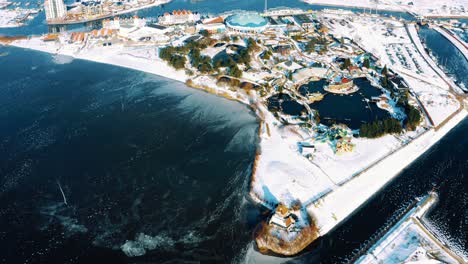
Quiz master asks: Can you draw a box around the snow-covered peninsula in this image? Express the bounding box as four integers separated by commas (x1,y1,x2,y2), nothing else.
3,7,467,257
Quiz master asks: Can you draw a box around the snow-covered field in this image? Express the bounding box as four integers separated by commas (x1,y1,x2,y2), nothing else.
303,0,468,17
251,108,336,208
312,135,402,185
404,77,460,125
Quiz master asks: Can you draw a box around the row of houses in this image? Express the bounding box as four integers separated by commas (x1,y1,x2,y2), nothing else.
158,9,201,25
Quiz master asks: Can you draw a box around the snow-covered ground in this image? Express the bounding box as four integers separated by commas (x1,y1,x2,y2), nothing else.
357,193,466,264
11,37,189,83
309,109,466,236
325,15,461,126
0,8,29,28
251,108,336,208
312,135,402,185
303,0,468,17
404,77,459,125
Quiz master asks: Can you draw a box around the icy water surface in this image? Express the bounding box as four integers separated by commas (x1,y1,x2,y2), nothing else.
418,26,468,91
0,46,261,263
1,44,466,264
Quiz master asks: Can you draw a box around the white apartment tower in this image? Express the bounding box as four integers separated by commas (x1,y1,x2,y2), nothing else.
44,0,67,21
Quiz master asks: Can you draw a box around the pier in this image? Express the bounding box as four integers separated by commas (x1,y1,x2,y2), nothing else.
353,192,467,264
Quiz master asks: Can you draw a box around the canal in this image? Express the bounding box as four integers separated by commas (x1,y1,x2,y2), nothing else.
418,26,468,91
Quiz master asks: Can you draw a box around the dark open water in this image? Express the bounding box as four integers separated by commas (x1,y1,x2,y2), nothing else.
418,26,468,90
0,47,260,263
0,1,467,263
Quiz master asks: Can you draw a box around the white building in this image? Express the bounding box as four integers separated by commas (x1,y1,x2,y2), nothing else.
158,10,200,25
103,16,146,30
119,24,170,43
44,0,67,21
268,203,296,232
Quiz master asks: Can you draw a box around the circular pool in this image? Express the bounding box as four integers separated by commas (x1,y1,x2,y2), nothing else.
225,12,268,33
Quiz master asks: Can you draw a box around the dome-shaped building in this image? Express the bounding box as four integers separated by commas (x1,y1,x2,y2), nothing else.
225,12,268,33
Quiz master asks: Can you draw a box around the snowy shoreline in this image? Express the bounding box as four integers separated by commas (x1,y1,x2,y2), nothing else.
5,35,468,257
9,38,189,83
309,109,467,235
47,0,172,25
302,0,468,18
302,0,404,13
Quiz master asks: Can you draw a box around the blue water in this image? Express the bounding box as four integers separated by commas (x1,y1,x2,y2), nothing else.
298,78,389,129
267,93,307,116
418,26,468,90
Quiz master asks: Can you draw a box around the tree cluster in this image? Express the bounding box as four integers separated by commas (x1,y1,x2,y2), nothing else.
160,40,214,72
168,54,186,70
359,118,402,138
363,58,371,68
380,65,391,89
229,64,242,78
341,58,352,70
262,49,273,60
305,37,328,53
404,104,421,131
159,43,191,70
190,48,212,73
238,48,251,65
246,38,259,51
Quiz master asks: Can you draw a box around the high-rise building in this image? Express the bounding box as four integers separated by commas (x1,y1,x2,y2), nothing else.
44,0,67,21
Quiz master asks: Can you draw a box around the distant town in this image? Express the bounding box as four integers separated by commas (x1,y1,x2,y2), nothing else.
45,0,171,25
1,0,467,261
